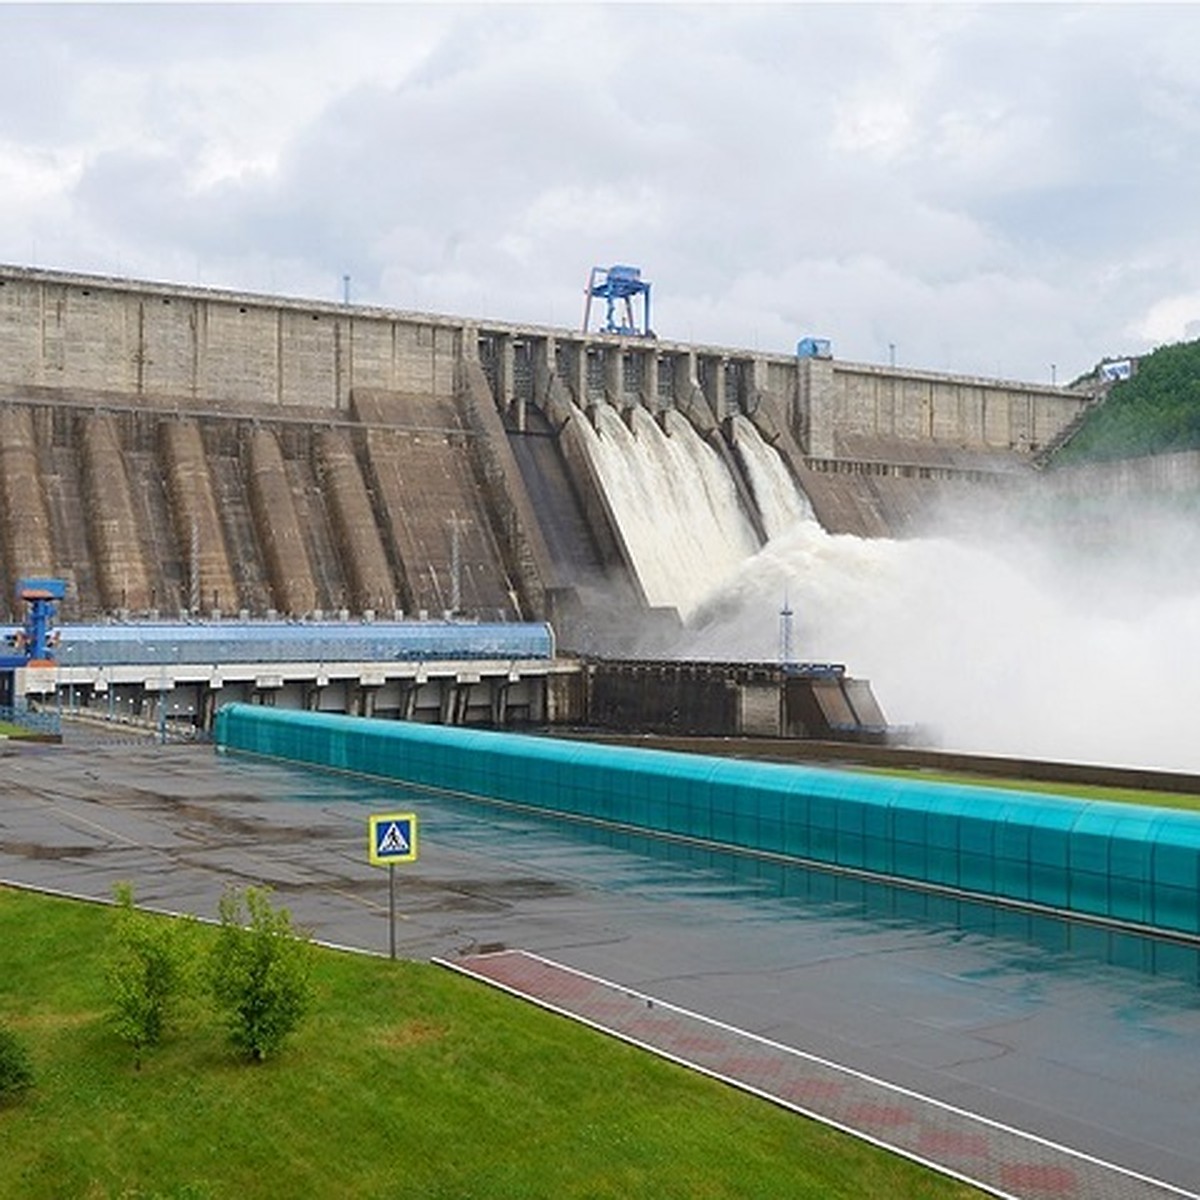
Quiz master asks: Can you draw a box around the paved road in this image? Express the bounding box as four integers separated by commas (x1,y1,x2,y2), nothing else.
2,735,1199,1196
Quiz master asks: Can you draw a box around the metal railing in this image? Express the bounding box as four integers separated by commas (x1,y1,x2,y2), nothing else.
0,705,61,737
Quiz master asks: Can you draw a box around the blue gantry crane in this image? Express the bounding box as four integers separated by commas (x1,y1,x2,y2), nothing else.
2,578,67,666
582,265,654,338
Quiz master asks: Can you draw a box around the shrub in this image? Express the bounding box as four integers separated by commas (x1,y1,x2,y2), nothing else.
208,886,312,1062
106,882,193,1068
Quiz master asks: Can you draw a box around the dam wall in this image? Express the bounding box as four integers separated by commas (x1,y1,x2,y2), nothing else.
1045,449,1200,498
0,267,459,408
0,265,1087,454
0,264,1094,628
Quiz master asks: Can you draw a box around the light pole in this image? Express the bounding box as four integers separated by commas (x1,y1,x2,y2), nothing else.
157,645,177,745
158,658,167,744
142,635,168,744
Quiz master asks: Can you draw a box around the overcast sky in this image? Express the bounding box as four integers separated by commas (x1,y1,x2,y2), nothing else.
2,2,1198,383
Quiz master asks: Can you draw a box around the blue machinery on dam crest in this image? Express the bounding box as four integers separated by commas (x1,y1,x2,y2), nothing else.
215,704,1200,941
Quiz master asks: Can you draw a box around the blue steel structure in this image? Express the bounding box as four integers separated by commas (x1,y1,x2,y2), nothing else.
50,620,555,668
215,705,1200,940
1,578,67,668
583,265,653,337
796,337,832,359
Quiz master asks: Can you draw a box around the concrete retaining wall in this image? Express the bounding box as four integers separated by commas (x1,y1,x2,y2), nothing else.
1046,449,1200,497
801,357,1085,459
0,267,461,409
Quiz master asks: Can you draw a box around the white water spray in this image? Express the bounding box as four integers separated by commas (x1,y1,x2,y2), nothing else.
573,404,759,618
683,508,1200,773
729,415,814,538
574,401,1200,771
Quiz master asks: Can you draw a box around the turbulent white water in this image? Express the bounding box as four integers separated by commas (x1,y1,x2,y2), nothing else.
574,404,759,618
729,414,815,538
574,401,1200,771
682,510,1200,773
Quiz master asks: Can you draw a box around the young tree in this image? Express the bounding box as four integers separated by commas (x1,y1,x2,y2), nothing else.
208,886,312,1062
0,1021,34,1102
105,882,192,1068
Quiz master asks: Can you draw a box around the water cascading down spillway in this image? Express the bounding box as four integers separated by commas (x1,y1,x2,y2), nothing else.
575,404,816,620
728,414,815,540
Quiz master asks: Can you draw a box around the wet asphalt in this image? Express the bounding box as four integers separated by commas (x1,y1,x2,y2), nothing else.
2,729,1199,1195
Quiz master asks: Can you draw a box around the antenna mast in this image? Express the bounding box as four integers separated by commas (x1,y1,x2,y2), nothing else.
779,590,795,669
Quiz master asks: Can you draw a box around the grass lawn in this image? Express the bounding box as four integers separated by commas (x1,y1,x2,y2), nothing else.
862,766,1200,813
0,721,44,739
0,886,985,1200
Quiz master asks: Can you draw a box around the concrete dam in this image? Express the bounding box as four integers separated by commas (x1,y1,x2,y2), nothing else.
0,264,1093,646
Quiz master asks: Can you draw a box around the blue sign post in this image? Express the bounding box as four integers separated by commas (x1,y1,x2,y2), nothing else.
368,813,418,959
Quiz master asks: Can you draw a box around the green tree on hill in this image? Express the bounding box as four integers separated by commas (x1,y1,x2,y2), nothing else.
1056,338,1200,463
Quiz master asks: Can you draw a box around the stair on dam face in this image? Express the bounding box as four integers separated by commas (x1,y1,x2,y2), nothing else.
315,427,398,614
160,418,240,615
204,426,274,614
280,428,351,615
122,414,189,616
44,411,100,613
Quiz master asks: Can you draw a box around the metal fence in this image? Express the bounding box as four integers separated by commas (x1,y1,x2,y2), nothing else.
0,705,61,737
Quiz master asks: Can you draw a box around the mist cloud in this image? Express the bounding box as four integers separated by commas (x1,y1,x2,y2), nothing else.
681,487,1200,772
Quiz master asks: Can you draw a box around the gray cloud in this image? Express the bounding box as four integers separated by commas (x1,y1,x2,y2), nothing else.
5,4,1200,378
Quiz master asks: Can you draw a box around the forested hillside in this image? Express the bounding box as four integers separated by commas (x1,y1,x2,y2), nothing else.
1056,339,1200,463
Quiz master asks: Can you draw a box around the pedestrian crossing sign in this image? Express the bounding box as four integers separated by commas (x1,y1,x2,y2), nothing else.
368,812,418,865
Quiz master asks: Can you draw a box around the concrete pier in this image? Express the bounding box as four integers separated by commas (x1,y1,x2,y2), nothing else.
246,426,318,616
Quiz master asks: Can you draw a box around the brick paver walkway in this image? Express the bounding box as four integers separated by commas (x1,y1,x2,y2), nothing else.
439,949,1197,1200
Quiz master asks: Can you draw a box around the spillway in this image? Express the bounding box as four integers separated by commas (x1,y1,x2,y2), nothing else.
0,263,1087,631
729,414,815,538
79,413,153,613
10,263,1169,769
572,404,806,618
567,404,825,621
247,427,319,616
